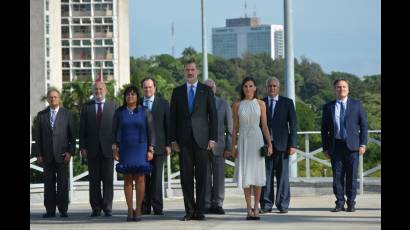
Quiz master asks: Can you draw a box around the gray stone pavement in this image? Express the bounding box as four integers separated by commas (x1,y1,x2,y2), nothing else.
30,194,380,230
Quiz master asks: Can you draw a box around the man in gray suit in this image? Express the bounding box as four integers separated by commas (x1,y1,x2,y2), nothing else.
204,79,232,215
79,81,118,217
35,88,75,218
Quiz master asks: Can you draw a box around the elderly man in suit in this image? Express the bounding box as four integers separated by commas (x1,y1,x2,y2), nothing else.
203,79,232,215
260,77,297,214
321,79,368,212
170,60,218,221
140,77,171,216
35,88,75,218
79,81,118,217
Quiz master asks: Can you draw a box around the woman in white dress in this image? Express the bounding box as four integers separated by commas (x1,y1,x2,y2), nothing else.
231,76,273,220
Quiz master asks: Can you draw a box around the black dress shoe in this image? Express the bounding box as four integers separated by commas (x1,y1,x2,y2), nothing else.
60,212,68,217
194,213,205,220
259,208,272,214
104,211,112,217
90,210,101,217
42,212,56,218
153,210,164,215
142,209,151,215
180,214,194,221
278,209,288,214
346,205,356,212
213,206,225,215
204,207,212,214
331,205,345,212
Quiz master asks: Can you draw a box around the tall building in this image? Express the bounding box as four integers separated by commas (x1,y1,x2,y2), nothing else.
212,17,284,60
30,0,130,118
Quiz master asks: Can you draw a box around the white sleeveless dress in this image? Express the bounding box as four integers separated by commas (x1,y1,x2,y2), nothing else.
234,99,266,189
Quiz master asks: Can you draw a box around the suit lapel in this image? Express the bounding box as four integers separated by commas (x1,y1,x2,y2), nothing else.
182,84,189,113
53,108,63,131
272,97,282,119
192,83,204,113
46,108,53,131
331,100,337,127
151,97,158,114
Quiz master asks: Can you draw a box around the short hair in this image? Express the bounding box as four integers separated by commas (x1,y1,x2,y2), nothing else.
183,59,197,68
240,76,258,100
47,88,61,97
265,77,280,87
333,79,349,87
93,81,107,91
140,77,157,88
121,85,140,107
204,79,216,94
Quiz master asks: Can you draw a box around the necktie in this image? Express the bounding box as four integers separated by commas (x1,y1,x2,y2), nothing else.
50,110,56,128
269,98,274,118
96,102,102,126
144,99,152,111
339,101,346,139
188,85,195,113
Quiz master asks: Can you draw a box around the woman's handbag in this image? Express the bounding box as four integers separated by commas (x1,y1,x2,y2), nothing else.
260,145,269,157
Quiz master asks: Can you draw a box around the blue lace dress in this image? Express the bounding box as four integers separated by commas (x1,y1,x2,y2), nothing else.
112,106,155,174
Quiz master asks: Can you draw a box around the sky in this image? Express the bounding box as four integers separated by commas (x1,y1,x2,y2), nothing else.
129,0,381,77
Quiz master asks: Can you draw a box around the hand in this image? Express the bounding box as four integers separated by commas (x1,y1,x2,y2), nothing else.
267,144,273,156
63,152,71,164
223,150,231,158
288,147,297,155
80,149,87,158
324,151,331,159
37,155,43,164
207,141,215,150
147,151,154,161
359,146,366,155
172,142,180,152
165,146,172,156
231,148,237,159
113,149,120,161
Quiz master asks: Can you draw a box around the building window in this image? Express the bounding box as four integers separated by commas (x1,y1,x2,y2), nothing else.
94,40,103,45
62,40,70,46
47,70,50,80
104,18,113,24
94,18,103,24
72,40,81,46
46,38,50,46
46,25,49,34
82,40,91,46
83,62,92,68
46,47,50,57
61,18,69,24
45,0,49,11
46,15,49,24
72,18,81,24
104,61,113,67
104,39,113,45
82,18,91,24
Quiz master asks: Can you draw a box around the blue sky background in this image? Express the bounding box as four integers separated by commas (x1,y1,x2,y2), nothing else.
129,0,380,77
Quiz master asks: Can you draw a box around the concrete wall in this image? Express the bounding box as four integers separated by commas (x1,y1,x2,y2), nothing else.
30,0,46,118
117,0,130,90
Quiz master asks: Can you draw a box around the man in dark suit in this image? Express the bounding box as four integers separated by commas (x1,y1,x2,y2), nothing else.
139,77,171,216
204,79,232,215
79,81,118,217
321,79,368,212
170,60,218,221
260,77,297,214
35,88,75,218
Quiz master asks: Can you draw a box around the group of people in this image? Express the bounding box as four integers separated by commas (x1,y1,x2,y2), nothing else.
34,60,368,222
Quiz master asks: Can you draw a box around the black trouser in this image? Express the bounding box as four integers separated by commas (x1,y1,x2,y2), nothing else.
142,154,165,212
331,139,359,206
179,134,210,216
43,159,69,214
260,145,290,211
87,146,114,212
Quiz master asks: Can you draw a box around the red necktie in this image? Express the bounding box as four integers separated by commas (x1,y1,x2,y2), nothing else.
96,103,102,126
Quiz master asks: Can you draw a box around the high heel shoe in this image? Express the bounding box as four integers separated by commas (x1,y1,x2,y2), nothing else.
134,209,141,222
126,209,136,221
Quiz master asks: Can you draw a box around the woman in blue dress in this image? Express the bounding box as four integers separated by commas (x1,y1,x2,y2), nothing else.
112,85,156,221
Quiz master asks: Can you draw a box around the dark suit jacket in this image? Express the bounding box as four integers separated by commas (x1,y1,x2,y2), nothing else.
212,96,233,156
263,96,297,151
35,107,76,163
139,96,170,155
321,98,368,154
170,82,218,149
79,99,118,158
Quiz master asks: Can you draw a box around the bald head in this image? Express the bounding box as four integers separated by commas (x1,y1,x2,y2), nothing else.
204,79,216,94
93,81,107,102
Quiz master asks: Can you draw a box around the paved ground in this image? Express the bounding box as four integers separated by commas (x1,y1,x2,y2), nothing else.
30,194,380,230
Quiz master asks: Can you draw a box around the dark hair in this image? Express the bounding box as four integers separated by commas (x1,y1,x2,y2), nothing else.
240,76,258,100
140,76,157,88
333,79,349,87
122,85,140,107
183,59,197,68
46,87,61,97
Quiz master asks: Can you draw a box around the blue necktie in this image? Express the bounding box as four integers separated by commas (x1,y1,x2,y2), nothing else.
144,99,152,111
188,85,195,113
50,110,56,128
339,101,346,139
269,98,274,118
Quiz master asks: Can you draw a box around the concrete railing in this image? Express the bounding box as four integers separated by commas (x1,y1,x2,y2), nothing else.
30,130,381,200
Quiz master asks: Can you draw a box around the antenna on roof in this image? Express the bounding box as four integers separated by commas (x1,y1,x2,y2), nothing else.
253,3,256,17
244,0,248,18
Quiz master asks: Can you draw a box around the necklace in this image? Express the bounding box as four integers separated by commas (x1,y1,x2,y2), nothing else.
126,106,136,115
